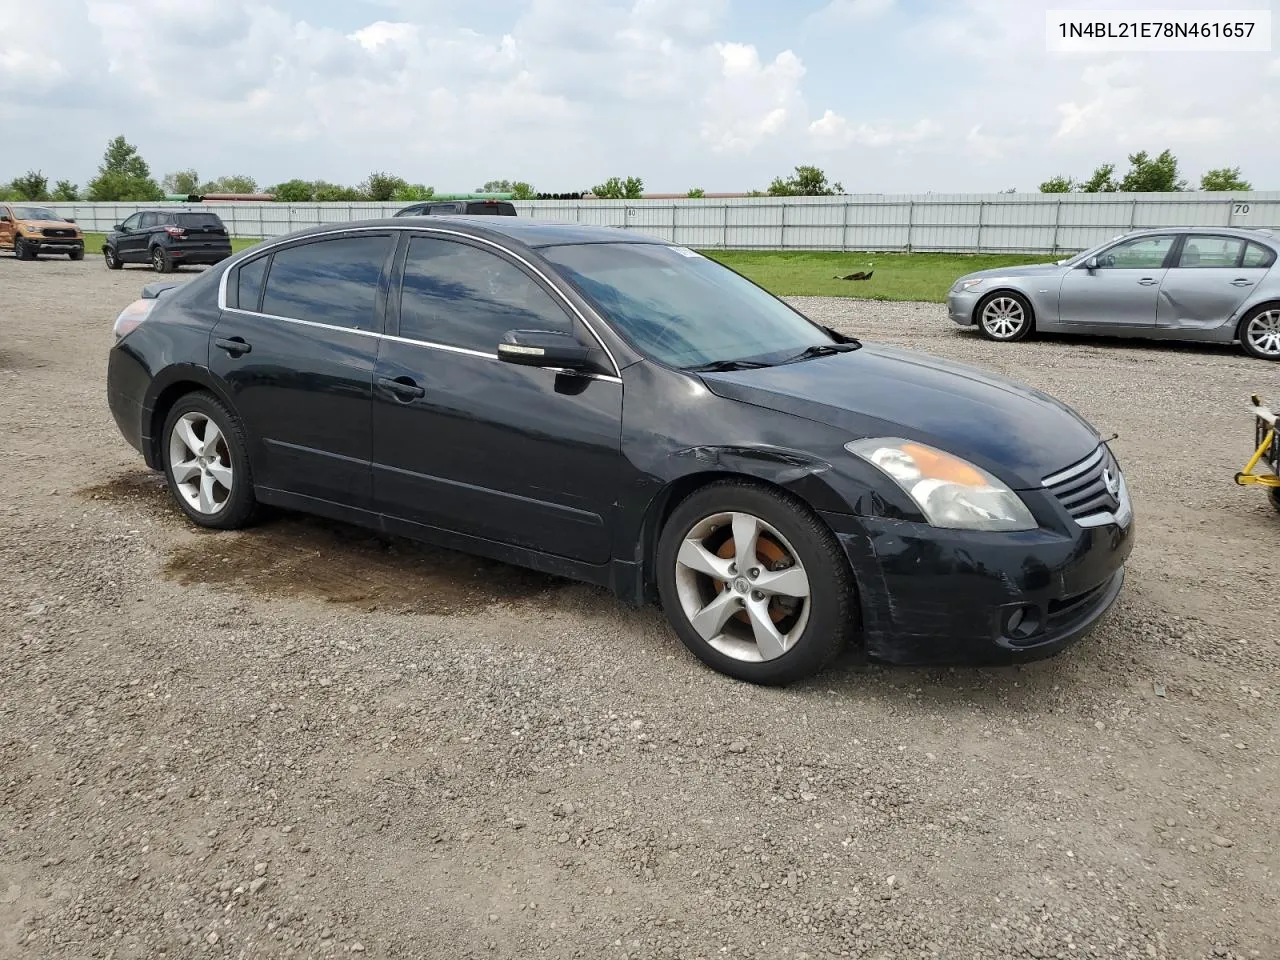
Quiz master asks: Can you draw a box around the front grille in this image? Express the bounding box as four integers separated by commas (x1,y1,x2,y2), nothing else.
1042,445,1122,520
41,228,74,238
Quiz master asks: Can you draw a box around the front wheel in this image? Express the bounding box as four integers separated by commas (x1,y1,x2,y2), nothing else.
69,247,84,261
151,246,174,273
977,292,1033,342
1239,306,1280,361
14,238,35,260
161,392,258,530
655,480,856,685
103,246,122,269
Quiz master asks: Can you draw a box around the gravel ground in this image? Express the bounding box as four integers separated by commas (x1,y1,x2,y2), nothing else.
2,255,1278,960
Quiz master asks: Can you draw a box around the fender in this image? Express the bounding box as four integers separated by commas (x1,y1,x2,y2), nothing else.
139,363,239,469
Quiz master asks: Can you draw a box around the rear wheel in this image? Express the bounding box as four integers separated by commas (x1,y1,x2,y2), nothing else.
1239,306,1280,361
151,245,173,273
977,292,1033,342
160,392,258,530
655,480,856,685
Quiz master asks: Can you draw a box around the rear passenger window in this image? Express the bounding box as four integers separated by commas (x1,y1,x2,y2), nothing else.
260,234,392,331
399,237,573,351
1243,242,1276,268
236,256,268,312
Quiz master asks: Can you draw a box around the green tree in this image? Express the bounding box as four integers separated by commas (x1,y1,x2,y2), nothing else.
686,187,706,198
510,181,536,200
201,174,259,195
10,170,49,201
391,183,435,202
86,136,163,201
51,180,79,201
477,179,514,193
268,179,315,202
1200,166,1252,191
1118,149,1185,192
162,169,201,195
1080,163,1118,193
1038,175,1075,193
310,180,364,202
766,165,843,196
361,171,408,201
590,175,644,199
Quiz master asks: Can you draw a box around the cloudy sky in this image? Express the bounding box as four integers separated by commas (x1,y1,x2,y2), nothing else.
2,0,1277,194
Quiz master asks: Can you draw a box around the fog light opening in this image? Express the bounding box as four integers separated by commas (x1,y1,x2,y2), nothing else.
1004,604,1043,641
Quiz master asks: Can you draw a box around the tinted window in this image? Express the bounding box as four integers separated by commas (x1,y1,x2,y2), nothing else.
1244,242,1277,268
261,234,392,331
1097,235,1174,269
540,242,835,369
120,214,141,230
464,201,516,216
176,213,225,229
237,256,269,312
399,237,572,351
140,212,159,228
1178,235,1244,268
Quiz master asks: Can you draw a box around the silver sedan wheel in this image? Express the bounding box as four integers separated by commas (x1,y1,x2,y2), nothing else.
980,296,1027,339
168,412,233,515
672,511,812,663
1245,309,1280,358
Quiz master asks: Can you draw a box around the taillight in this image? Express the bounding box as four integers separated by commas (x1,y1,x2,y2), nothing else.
164,225,186,237
112,299,157,340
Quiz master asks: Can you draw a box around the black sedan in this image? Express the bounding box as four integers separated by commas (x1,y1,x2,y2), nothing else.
106,217,1135,685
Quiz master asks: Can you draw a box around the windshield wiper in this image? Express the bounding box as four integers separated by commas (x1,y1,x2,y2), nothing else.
780,342,862,364
687,358,775,372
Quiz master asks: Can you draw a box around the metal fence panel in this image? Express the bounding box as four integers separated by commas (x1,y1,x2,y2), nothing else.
45,192,1280,255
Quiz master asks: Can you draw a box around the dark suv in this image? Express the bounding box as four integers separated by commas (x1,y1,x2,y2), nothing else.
394,199,517,217
103,210,233,273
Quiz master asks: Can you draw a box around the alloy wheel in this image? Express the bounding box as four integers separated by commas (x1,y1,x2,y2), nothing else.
981,296,1027,339
1245,309,1280,358
168,412,233,515
152,248,166,272
672,510,812,663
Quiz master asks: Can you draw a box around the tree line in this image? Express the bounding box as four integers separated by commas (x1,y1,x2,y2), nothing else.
0,135,1260,204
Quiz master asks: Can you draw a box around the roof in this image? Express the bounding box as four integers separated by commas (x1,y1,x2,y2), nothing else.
272,216,664,250
1122,225,1276,241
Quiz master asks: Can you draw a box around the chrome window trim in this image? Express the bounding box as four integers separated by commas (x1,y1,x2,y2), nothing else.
223,307,380,339
215,224,622,378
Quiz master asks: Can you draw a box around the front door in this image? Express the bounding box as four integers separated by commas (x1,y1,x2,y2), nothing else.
1058,233,1176,328
372,232,624,564
208,231,397,509
1156,234,1276,331
116,213,148,262
0,205,13,249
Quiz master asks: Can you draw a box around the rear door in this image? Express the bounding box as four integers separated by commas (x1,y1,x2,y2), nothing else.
1156,235,1276,331
209,230,396,509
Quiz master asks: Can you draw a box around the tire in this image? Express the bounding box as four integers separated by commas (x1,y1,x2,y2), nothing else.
15,237,35,261
160,391,258,530
1238,305,1280,361
655,479,856,685
103,246,122,270
69,248,84,261
1270,487,1280,515
976,291,1033,342
151,245,174,273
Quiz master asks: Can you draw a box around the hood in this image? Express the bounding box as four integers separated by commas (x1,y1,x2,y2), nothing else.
19,219,81,233
698,343,1103,489
956,263,1066,282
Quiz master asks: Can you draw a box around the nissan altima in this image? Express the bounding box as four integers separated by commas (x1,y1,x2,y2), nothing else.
107,217,1135,685
948,226,1280,361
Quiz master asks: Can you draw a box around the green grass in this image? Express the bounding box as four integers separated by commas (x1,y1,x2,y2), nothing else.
76,233,1050,303
699,250,1055,303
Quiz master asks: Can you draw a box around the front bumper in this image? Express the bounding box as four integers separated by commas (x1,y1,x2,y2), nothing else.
946,289,979,325
20,234,83,253
822,508,1135,666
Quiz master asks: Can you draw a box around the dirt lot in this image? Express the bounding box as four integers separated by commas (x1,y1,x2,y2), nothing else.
2,254,1278,960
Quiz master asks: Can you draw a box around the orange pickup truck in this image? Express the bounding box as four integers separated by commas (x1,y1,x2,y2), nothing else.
0,203,85,260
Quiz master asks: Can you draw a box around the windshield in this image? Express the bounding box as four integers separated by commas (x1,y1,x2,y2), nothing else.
539,242,836,369
13,207,60,221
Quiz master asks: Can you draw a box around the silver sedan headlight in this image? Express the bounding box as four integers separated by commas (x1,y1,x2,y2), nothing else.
952,277,984,293
846,437,1037,531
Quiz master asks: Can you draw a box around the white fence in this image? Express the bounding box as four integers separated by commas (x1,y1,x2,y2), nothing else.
42,192,1280,255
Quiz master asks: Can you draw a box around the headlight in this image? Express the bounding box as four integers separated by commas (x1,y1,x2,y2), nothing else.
846,437,1036,531
23,224,41,233
953,278,984,292
112,298,157,339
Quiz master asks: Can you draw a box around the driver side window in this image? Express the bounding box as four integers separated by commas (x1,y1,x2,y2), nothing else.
120,214,142,230
1096,236,1174,269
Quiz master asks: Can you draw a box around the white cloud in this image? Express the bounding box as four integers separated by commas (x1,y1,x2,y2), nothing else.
808,0,896,24
700,44,807,153
809,111,940,148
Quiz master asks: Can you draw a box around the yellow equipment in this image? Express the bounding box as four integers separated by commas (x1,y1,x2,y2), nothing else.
1235,394,1280,514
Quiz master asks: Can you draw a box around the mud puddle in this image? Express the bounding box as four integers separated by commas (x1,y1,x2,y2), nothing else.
81,471,574,615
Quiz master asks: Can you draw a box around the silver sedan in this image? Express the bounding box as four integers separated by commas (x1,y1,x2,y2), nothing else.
947,227,1280,361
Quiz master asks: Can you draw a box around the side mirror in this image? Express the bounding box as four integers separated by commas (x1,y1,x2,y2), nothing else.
1083,256,1099,270
65,218,76,224
497,329,593,370
113,224,125,232
0,215,9,223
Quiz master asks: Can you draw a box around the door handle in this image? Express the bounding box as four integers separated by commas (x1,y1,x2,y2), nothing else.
1230,278,1255,287
214,336,251,355
377,376,425,401
1137,278,1158,285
